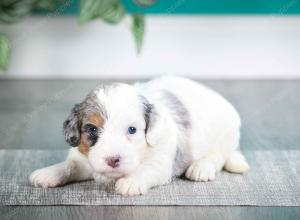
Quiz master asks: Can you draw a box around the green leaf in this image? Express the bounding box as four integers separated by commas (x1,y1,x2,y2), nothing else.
134,0,156,7
79,0,124,25
0,0,68,24
0,0,34,24
79,0,110,24
35,0,56,11
101,1,125,24
0,34,11,71
131,14,144,53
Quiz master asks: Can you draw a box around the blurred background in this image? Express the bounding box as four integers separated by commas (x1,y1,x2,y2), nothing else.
1,0,300,79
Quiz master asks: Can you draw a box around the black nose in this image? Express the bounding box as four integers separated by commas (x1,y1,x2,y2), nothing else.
105,156,121,168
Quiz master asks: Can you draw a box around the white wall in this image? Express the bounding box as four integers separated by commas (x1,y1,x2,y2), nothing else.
1,15,300,79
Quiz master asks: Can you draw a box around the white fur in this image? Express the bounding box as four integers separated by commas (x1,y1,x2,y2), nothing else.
30,76,249,195
30,148,93,188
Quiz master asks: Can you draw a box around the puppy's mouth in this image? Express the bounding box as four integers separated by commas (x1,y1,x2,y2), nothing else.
101,169,128,178
89,159,134,179
95,167,129,179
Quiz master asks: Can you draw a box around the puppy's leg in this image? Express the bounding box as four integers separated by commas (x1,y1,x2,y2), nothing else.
185,152,225,182
30,148,93,188
223,150,249,173
115,155,173,196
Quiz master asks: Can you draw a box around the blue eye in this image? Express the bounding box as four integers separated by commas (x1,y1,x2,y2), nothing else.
128,126,136,134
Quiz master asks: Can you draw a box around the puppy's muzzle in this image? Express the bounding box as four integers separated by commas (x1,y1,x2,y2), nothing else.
105,156,121,168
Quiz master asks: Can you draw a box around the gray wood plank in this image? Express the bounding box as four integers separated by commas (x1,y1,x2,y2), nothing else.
1,206,299,220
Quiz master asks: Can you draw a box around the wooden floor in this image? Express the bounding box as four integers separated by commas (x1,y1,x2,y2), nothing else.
0,79,299,220
1,206,299,220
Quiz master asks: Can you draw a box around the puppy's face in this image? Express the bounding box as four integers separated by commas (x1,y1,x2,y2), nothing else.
63,83,154,179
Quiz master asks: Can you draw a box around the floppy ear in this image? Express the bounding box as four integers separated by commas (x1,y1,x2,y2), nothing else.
140,96,166,147
63,104,82,147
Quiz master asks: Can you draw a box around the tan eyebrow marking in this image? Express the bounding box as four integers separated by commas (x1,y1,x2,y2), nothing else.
79,135,89,156
88,112,104,128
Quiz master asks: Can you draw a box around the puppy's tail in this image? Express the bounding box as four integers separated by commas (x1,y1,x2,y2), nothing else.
224,150,249,173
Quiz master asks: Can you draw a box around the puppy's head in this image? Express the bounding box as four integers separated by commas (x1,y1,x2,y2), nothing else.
63,83,155,179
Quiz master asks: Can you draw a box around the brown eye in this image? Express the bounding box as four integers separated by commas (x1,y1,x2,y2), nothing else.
89,127,98,136
85,124,98,137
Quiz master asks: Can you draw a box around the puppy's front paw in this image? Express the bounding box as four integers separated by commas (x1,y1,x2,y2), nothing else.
30,165,69,188
115,176,148,196
185,159,216,182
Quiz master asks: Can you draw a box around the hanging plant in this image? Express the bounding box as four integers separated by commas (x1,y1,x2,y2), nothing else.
0,34,10,70
0,0,156,71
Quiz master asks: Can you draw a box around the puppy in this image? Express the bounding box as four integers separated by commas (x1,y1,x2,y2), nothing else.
30,76,249,196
